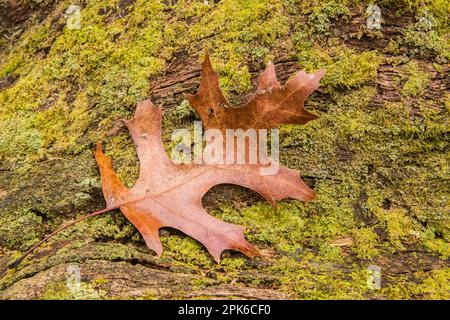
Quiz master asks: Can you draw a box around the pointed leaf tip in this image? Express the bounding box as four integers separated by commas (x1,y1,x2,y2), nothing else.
202,49,212,67
95,141,103,152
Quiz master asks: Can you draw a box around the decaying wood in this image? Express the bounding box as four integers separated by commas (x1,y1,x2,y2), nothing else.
0,260,287,300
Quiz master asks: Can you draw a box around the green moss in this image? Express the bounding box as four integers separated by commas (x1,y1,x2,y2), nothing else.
172,99,196,120
382,268,450,299
190,277,216,288
0,0,174,167
399,61,430,97
188,0,289,96
295,42,382,89
269,255,369,299
317,242,343,261
40,280,107,300
229,202,306,248
422,228,450,259
0,241,155,293
0,208,44,251
308,1,350,34
160,234,213,269
400,23,450,63
370,0,449,29
351,228,379,259
412,268,450,299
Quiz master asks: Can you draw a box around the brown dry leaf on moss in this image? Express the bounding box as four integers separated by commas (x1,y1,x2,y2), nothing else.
94,53,324,262
186,50,324,130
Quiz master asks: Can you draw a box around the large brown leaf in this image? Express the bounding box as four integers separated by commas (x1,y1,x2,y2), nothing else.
95,100,317,261
9,52,324,268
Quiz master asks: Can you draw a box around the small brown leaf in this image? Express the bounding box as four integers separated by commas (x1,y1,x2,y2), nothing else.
187,50,324,130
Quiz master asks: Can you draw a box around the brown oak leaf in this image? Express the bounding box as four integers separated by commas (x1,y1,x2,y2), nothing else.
94,100,316,261
93,53,323,262
186,50,324,130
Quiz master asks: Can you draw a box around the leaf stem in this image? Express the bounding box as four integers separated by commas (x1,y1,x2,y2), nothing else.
8,206,115,269
8,190,182,268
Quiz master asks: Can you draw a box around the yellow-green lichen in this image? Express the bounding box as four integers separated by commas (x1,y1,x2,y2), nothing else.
40,280,107,300
295,42,382,89
399,61,431,97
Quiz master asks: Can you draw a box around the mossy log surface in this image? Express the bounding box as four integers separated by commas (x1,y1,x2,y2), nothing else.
0,0,448,299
